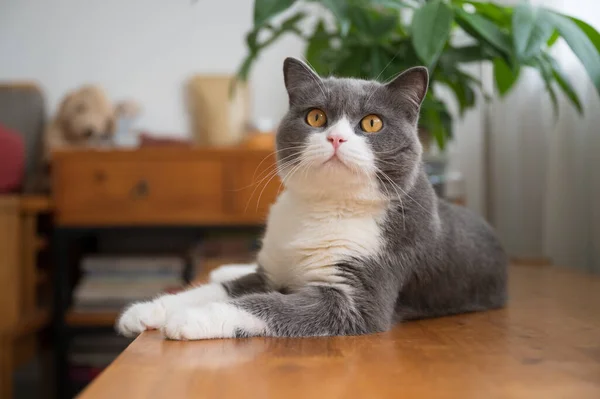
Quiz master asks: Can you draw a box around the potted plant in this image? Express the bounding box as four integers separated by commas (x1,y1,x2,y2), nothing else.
235,0,600,151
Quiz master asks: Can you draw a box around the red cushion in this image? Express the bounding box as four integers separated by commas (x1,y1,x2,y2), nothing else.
0,124,25,193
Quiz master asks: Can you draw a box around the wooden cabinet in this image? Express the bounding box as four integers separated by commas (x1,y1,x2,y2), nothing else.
0,196,52,399
52,148,281,226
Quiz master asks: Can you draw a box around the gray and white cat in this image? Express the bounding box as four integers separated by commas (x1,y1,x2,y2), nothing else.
117,58,507,340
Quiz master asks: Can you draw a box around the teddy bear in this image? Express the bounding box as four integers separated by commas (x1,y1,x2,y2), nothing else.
44,85,140,160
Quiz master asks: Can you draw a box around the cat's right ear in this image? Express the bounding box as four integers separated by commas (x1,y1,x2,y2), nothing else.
283,57,322,104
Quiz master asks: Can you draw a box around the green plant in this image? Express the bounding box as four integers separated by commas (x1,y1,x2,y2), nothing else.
235,0,600,149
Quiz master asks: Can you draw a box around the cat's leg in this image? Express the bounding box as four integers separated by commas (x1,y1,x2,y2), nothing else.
116,272,270,337
162,275,398,340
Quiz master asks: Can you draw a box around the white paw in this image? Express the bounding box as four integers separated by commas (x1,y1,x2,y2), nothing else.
209,263,257,283
116,301,166,337
162,302,267,340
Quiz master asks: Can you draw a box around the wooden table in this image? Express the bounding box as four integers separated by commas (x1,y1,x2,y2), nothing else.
78,265,600,399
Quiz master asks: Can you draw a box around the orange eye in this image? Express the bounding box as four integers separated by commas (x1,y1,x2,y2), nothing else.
306,108,327,127
360,114,383,133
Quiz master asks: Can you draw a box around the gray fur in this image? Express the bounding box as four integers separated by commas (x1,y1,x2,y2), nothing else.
222,58,507,337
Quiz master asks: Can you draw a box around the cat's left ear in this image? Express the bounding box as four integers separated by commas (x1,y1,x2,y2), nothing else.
385,67,429,109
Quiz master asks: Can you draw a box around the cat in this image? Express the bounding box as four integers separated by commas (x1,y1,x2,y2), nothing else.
116,57,507,340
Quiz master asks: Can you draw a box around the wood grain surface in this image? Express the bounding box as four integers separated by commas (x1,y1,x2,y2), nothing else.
80,265,600,399
52,148,280,226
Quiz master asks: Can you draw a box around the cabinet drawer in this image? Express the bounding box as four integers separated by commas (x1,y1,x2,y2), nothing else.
54,159,224,225
228,154,280,218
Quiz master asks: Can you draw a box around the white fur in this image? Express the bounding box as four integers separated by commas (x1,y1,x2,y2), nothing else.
283,117,380,197
259,116,388,290
162,302,267,340
259,192,386,289
209,263,257,283
116,283,228,337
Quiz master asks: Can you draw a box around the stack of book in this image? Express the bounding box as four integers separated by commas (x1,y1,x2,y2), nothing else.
73,255,185,312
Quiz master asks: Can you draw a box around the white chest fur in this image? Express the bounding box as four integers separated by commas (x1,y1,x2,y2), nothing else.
258,191,387,289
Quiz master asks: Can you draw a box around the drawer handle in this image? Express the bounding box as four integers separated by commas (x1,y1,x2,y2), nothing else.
131,179,150,199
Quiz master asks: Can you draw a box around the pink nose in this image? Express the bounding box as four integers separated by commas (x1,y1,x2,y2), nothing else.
328,135,347,150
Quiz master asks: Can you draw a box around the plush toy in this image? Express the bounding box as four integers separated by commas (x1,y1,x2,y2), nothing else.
44,85,140,160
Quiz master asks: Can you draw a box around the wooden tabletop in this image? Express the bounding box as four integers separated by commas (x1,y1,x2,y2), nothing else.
80,265,600,399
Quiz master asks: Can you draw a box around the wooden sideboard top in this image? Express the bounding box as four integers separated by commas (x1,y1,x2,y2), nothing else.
51,147,281,227
78,264,600,399
51,146,276,159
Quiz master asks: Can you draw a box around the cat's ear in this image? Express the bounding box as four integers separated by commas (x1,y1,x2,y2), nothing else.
385,67,429,109
283,57,322,103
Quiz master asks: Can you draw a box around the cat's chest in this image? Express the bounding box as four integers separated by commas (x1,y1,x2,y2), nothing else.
258,192,386,288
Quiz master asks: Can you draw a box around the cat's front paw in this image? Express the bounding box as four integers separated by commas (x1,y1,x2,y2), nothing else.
116,300,167,337
162,303,267,340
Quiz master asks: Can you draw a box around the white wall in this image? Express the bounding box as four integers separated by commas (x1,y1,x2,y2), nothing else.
0,0,484,214
0,0,304,136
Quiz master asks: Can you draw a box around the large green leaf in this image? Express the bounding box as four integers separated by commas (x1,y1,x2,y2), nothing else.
458,81,476,114
257,12,306,49
319,0,348,20
455,8,512,57
422,108,447,150
570,17,600,55
245,28,260,52
254,0,295,26
443,78,475,116
512,3,554,61
346,5,398,39
378,40,414,81
334,46,370,77
421,95,452,149
460,1,512,27
544,55,583,114
459,69,492,101
546,12,600,95
305,21,331,75
232,53,257,97
493,57,520,95
372,0,419,9
552,65,583,115
280,11,305,29
411,0,454,67
369,12,399,39
369,47,388,79
441,45,490,65
547,29,560,46
546,83,559,118
436,67,477,116
439,108,453,140
536,55,559,117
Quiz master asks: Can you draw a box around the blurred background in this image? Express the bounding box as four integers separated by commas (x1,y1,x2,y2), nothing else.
1,0,599,398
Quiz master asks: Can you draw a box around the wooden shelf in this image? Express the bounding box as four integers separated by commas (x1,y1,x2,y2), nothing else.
65,310,119,327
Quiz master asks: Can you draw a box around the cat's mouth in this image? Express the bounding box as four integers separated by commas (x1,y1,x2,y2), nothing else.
323,154,351,170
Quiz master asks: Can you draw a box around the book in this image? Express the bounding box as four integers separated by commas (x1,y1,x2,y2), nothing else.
81,255,185,274
73,254,186,312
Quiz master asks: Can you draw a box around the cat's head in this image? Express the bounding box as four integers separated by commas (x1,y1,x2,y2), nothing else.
277,57,428,201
